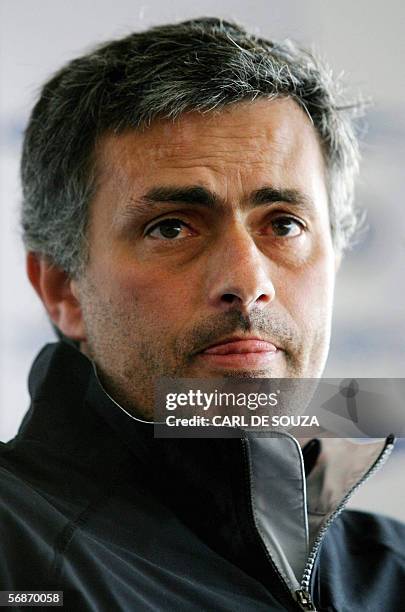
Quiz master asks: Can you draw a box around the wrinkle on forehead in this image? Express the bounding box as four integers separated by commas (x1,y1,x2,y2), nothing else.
92,97,327,225
95,98,323,175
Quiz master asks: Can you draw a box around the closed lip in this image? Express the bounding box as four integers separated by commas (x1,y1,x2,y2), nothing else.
200,336,279,355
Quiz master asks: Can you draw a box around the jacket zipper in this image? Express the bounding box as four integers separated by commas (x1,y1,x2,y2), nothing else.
294,588,317,610
242,434,395,612
294,434,395,611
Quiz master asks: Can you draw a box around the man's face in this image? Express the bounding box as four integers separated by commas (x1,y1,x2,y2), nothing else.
76,98,337,419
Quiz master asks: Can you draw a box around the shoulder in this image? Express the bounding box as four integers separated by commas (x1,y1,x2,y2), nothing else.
0,434,103,523
321,508,405,586
317,509,405,609
337,508,405,558
0,442,60,588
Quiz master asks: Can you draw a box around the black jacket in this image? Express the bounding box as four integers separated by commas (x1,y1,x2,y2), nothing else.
1,342,405,611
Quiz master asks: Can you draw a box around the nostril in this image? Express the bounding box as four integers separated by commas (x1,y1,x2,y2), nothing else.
221,294,238,304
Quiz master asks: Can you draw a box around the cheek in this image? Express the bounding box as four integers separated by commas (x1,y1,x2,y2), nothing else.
101,261,193,324
277,255,335,331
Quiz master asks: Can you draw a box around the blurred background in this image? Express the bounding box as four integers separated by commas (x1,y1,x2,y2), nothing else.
1,1,404,518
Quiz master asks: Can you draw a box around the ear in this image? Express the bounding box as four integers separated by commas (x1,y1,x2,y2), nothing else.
26,252,86,341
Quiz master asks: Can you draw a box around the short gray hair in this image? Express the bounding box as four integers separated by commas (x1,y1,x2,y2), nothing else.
21,17,362,278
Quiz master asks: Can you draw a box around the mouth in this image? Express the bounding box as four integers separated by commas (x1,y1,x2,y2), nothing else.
198,336,281,369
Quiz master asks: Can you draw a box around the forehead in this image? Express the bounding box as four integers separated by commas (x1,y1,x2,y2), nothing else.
95,98,326,191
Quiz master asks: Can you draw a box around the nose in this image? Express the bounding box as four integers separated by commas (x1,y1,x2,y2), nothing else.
206,224,276,313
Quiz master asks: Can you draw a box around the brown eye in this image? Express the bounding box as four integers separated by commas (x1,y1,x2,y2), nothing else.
271,217,304,237
147,219,190,240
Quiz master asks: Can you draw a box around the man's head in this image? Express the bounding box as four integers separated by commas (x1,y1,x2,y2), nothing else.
22,18,362,418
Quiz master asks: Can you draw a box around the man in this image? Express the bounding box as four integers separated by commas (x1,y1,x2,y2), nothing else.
1,17,404,611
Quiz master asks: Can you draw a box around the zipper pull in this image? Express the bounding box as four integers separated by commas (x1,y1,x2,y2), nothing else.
294,589,317,611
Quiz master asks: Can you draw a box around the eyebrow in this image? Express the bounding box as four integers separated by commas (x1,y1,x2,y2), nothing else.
122,184,314,218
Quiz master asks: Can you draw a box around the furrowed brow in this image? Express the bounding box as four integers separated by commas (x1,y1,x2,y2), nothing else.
251,186,314,209
120,184,313,224
116,185,221,231
139,185,221,208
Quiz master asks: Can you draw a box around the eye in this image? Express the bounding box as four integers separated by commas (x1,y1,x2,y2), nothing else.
270,216,304,237
146,218,194,240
